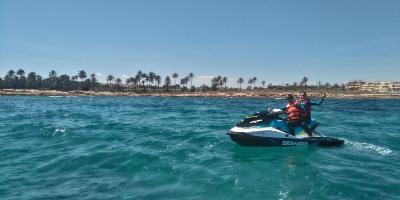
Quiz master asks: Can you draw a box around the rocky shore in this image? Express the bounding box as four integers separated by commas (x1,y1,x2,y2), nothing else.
1,89,400,99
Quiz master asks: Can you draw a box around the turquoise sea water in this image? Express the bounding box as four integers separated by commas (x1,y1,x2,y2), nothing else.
1,96,399,199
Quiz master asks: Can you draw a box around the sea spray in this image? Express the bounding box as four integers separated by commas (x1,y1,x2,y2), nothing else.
346,140,393,156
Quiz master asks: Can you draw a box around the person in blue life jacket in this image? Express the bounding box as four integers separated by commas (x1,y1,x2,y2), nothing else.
297,91,326,134
279,94,312,136
297,91,326,136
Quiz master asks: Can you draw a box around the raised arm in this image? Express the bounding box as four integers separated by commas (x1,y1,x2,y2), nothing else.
311,94,326,106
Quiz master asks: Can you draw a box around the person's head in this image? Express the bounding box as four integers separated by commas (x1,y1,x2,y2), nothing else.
299,91,308,101
286,94,294,103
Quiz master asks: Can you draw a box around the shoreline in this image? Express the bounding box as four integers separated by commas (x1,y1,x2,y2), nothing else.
1,89,400,99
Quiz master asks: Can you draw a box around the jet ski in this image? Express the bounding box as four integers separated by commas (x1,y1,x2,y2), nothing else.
227,109,344,147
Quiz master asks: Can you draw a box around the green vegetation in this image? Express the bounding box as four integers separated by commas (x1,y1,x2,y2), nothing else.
0,68,347,92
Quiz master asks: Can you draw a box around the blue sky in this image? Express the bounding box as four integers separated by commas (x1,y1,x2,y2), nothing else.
1,0,399,86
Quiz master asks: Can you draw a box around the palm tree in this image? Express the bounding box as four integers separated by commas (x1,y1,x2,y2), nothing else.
164,76,171,91
237,77,244,90
115,78,122,91
188,73,194,88
49,70,57,79
115,78,122,85
78,70,87,90
16,69,26,88
5,69,16,87
26,72,37,88
211,77,218,90
222,77,228,89
16,69,25,79
261,80,266,88
252,77,257,88
180,77,188,89
248,78,254,89
48,70,57,89
155,75,161,88
217,76,223,88
141,73,148,87
78,70,87,82
36,75,43,87
301,76,308,87
211,76,222,89
126,77,136,89
135,70,142,88
90,73,96,91
148,72,155,87
107,75,114,88
6,70,15,76
125,77,131,86
59,74,70,90
172,73,178,86
71,75,78,90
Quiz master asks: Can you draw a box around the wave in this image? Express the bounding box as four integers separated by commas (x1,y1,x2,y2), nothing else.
346,140,393,156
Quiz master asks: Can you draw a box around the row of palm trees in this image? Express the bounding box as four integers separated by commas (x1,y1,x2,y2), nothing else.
106,71,195,91
0,69,200,91
1,68,336,92
0,69,99,91
210,76,274,90
236,77,267,90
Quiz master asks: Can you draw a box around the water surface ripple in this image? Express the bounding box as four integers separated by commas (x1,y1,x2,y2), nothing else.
0,96,399,199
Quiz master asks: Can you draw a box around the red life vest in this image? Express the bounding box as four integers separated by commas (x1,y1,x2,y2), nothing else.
286,102,302,121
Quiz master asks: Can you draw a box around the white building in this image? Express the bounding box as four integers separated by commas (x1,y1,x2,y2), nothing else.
346,81,400,93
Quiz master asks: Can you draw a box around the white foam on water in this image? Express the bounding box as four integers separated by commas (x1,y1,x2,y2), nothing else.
49,96,63,98
41,128,67,136
55,128,66,133
346,140,392,156
278,187,289,200
234,178,239,186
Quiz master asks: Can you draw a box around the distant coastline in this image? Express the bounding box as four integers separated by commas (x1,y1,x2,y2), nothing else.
1,89,400,99
2,68,400,100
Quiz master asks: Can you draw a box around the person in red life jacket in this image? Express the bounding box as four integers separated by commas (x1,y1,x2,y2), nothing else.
280,94,309,136
297,91,325,124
